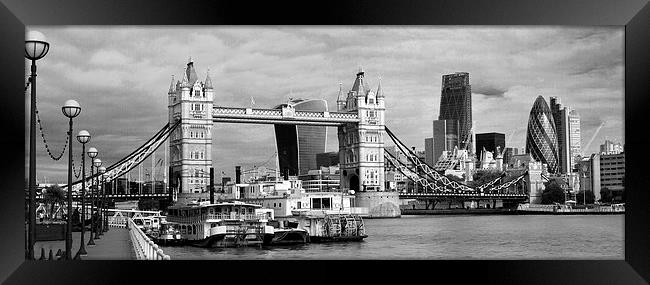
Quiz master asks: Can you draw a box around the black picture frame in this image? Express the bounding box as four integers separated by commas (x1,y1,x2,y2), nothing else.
1,0,648,284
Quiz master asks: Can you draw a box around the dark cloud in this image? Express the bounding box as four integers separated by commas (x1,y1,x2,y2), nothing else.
473,86,508,98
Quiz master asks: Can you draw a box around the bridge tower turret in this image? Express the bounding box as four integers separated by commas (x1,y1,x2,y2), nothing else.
338,67,386,192
168,60,214,203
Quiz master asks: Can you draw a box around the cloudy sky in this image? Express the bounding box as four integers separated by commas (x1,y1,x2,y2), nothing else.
26,26,624,184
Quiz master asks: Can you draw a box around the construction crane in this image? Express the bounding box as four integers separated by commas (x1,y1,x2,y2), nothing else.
583,120,607,154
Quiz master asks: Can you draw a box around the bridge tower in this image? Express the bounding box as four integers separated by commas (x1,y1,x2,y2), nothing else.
168,60,213,202
337,67,386,192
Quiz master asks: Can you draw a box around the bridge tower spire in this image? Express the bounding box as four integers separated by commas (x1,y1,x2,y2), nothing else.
338,67,386,193
168,60,214,204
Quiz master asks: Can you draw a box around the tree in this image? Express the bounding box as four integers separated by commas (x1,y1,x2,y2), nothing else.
470,170,502,188
43,185,66,219
576,190,595,205
599,187,613,203
541,181,565,204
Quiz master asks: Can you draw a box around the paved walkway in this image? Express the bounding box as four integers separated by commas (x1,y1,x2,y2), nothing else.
34,228,134,260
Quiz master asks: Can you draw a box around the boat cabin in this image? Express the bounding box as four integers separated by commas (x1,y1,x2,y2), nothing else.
166,201,273,241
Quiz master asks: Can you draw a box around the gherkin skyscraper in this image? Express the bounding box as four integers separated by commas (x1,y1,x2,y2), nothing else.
526,96,559,173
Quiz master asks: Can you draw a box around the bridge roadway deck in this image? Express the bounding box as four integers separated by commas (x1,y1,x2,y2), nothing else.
34,228,134,260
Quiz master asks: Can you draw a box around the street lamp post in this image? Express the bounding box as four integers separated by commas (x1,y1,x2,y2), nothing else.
62,100,81,260
92,159,102,239
74,131,90,258
102,174,110,233
86,150,98,245
25,30,50,260
98,167,106,235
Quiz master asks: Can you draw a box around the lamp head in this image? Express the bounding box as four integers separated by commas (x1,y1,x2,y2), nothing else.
76,130,91,144
25,30,50,61
98,166,106,174
93,158,102,168
87,147,98,158
62,100,81,118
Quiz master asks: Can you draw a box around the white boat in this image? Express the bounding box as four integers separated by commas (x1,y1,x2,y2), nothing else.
166,201,307,247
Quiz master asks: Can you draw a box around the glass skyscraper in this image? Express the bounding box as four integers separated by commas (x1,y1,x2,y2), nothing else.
438,72,473,153
526,96,559,173
549,97,571,174
274,99,328,178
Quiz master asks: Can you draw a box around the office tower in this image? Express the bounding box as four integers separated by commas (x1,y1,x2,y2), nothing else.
424,137,434,166
526,96,559,173
274,99,328,178
599,140,624,155
578,152,624,203
438,72,473,153
549,97,571,174
475,132,506,159
568,108,582,171
503,147,519,169
432,119,459,164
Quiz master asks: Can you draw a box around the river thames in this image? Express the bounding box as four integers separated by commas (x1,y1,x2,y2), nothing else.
160,214,623,259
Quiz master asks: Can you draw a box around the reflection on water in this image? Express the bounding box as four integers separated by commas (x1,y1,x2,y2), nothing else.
161,215,623,260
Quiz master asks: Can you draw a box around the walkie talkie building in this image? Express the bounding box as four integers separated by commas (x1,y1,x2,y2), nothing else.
526,96,559,173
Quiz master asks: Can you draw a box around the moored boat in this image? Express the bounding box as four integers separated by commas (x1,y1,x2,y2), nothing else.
290,210,368,242
166,201,310,247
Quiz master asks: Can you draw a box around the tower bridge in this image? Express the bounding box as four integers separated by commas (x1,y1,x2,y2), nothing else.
63,60,532,217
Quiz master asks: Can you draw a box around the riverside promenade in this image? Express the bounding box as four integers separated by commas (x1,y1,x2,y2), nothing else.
34,228,134,260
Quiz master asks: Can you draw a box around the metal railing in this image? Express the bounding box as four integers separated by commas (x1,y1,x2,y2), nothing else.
108,216,127,228
127,218,171,260
517,203,625,213
166,213,266,224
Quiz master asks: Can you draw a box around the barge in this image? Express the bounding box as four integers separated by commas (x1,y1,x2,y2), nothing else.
290,210,368,242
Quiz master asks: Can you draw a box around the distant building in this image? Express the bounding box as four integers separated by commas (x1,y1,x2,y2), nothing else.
432,119,459,165
507,153,536,170
299,166,340,192
568,109,582,170
438,72,473,153
424,137,434,166
599,140,624,155
384,146,408,192
578,152,625,202
475,132,505,161
525,96,559,173
550,97,571,174
316,151,339,168
599,153,625,192
274,99,328,177
503,147,519,169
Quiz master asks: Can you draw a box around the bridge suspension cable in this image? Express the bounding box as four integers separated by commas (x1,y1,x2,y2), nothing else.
384,150,443,192
64,120,180,192
384,126,475,192
384,126,528,195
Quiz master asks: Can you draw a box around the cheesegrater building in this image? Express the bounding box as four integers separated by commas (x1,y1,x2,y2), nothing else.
526,96,559,173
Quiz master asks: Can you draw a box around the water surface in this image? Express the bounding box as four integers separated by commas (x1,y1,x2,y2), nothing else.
161,215,624,259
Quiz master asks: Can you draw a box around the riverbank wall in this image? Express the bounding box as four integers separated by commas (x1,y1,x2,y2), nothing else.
401,208,624,216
